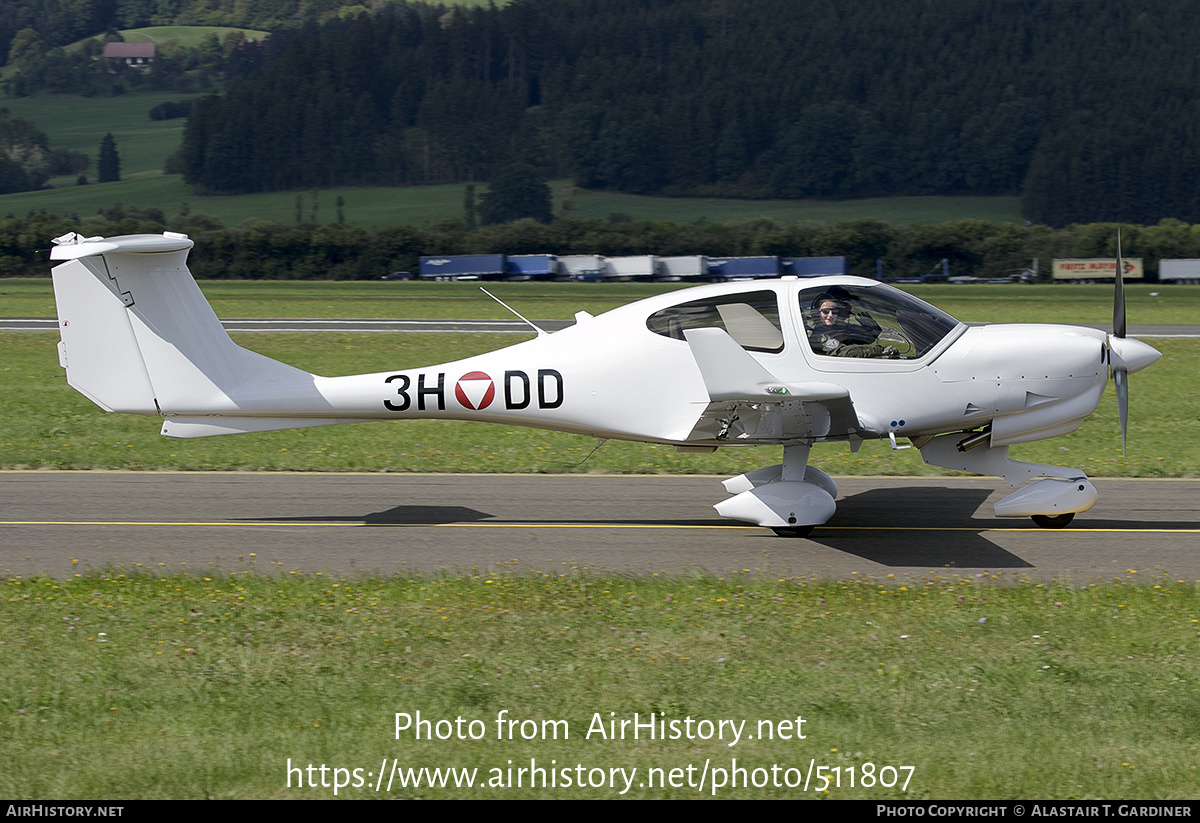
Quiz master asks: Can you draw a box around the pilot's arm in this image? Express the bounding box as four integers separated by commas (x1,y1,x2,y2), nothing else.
849,310,882,340
833,314,901,358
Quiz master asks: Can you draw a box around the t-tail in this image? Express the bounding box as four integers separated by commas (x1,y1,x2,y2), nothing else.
49,232,351,438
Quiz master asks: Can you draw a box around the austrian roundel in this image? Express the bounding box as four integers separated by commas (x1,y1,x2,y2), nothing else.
454,371,496,410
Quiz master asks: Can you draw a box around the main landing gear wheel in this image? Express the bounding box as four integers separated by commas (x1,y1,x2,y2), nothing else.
771,525,816,538
1031,513,1075,529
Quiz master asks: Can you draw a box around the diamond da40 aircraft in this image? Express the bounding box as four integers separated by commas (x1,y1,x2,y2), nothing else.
47,231,1161,536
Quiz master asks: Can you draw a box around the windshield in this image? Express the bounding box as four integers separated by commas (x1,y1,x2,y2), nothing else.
800,284,960,359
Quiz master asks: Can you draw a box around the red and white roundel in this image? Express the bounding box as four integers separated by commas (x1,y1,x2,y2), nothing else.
454,371,496,410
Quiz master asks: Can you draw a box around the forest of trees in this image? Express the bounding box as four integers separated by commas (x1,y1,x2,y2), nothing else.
5,1,1200,225
161,0,1200,226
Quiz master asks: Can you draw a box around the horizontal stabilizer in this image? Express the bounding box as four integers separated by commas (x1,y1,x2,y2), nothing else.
50,232,194,260
161,417,374,439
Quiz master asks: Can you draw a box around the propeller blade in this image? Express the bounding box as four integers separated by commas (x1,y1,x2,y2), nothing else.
1115,367,1128,459
1114,228,1126,338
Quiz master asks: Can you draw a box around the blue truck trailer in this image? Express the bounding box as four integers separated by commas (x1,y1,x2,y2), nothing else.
419,254,507,280
705,256,781,279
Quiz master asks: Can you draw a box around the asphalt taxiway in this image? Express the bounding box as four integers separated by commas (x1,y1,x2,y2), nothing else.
2,472,1197,580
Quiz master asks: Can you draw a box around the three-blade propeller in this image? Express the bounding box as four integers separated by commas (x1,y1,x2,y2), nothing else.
1107,229,1162,457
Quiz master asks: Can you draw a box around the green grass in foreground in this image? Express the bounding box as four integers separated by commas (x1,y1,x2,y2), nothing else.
2,332,1195,477
2,570,1197,799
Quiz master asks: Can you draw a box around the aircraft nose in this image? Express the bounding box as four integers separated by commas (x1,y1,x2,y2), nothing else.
1109,336,1162,375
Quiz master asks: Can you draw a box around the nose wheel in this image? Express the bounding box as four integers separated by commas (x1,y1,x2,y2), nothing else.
1031,513,1075,529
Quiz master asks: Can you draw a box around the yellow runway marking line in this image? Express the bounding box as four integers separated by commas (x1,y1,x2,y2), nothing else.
3,521,1198,534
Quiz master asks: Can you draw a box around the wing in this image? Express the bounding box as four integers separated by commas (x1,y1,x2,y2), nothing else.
680,327,866,444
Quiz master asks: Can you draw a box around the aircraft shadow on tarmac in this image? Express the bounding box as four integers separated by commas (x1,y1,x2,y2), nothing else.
237,485,1198,569
247,505,496,525
238,487,1053,568
812,487,1029,568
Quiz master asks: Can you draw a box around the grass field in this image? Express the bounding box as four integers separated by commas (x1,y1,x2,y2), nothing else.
1,92,204,183
3,570,1198,799
111,26,271,47
0,172,1027,229
5,279,1197,323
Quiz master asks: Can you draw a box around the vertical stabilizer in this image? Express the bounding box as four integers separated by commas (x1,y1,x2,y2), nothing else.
50,232,313,416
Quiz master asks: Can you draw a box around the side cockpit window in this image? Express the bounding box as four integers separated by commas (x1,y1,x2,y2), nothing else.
647,290,784,353
801,284,959,359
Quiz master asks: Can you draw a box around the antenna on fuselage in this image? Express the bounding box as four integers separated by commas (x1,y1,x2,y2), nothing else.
567,438,607,467
480,288,548,337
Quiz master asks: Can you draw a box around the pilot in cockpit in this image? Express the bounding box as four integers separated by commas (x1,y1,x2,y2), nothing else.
807,287,898,358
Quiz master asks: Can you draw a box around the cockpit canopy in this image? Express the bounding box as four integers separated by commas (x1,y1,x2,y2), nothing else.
645,281,961,360
800,283,960,359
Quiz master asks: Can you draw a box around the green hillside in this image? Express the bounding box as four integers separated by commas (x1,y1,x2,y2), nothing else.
0,83,1022,228
1,92,203,183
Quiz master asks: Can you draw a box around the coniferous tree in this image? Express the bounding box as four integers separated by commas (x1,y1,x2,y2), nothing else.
97,133,120,183
479,165,552,225
463,183,477,230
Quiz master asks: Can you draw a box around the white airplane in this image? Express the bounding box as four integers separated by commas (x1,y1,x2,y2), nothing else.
47,231,1161,536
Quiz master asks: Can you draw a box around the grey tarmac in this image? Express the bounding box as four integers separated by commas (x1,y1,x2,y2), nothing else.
2,471,1197,580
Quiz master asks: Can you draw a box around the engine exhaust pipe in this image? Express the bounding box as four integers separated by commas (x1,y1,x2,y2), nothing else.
956,428,991,453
